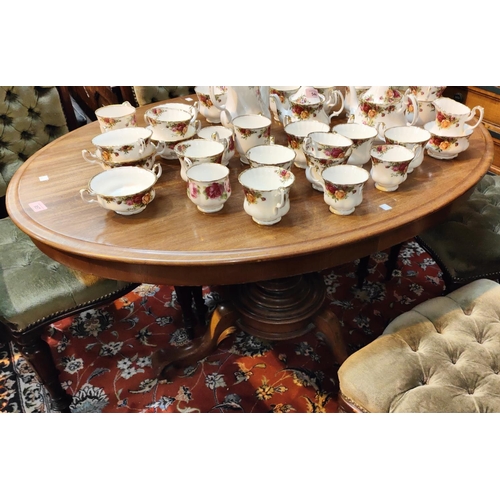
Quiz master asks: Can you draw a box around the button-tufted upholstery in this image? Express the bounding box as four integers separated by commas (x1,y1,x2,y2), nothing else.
417,174,500,290
0,86,69,197
338,279,500,412
0,86,138,412
132,86,195,106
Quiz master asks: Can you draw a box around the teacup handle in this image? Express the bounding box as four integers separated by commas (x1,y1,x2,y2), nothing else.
309,165,325,188
192,119,202,135
327,90,345,118
82,149,99,164
410,144,421,159
151,163,162,179
467,105,484,130
154,141,167,157
275,187,286,214
138,138,146,155
80,188,97,204
302,136,312,154
405,93,420,126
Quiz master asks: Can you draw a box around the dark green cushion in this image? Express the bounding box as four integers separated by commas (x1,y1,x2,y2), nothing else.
418,174,500,282
0,218,134,333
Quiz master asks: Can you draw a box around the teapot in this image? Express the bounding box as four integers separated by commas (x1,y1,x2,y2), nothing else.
347,86,419,140
271,86,344,126
208,86,271,127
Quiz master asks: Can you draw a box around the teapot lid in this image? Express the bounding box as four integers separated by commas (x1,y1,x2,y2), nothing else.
361,86,404,104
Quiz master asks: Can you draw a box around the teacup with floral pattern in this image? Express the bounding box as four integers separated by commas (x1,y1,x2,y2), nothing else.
331,123,378,166
384,125,431,172
197,125,235,165
95,101,137,133
284,119,330,169
91,127,152,163
80,164,162,215
174,138,225,181
144,107,196,142
246,143,296,170
316,164,370,215
83,141,165,171
230,114,272,164
186,163,231,213
238,166,295,226
424,122,474,160
432,97,484,136
370,144,414,192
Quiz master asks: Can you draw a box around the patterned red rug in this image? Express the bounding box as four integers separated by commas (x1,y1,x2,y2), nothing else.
0,238,445,413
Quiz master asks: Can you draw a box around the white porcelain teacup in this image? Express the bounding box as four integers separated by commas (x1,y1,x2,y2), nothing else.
195,86,227,123
384,125,431,173
186,163,231,213
432,97,484,136
246,143,296,170
331,123,378,166
80,164,162,215
90,127,153,163
370,144,414,192
238,166,295,225
424,123,474,160
174,138,225,181
144,106,198,142
82,141,166,171
284,119,330,169
197,125,235,165
315,164,370,215
229,114,272,164
95,101,137,133
303,131,353,161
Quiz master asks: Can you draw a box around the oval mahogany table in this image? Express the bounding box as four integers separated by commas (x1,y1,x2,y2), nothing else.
6,95,494,379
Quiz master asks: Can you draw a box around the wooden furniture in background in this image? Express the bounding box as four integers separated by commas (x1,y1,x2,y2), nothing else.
465,87,500,175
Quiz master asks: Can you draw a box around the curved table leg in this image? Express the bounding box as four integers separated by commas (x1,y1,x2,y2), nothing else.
312,306,349,365
152,302,238,380
152,272,349,381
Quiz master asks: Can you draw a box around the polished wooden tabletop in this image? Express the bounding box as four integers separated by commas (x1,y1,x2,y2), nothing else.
6,95,494,287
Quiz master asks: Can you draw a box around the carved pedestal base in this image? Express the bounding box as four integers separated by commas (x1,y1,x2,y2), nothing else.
152,273,348,380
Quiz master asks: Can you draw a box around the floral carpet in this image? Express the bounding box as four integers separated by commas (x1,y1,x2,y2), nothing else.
0,238,445,413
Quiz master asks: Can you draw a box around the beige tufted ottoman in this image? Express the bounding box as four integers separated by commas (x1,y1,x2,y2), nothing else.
338,279,500,412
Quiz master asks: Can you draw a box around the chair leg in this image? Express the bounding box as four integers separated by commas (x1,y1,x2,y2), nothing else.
191,286,208,326
17,335,72,412
385,243,403,280
357,255,370,288
175,286,207,337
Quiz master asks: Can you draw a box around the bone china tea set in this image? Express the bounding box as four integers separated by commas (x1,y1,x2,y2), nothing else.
79,86,484,223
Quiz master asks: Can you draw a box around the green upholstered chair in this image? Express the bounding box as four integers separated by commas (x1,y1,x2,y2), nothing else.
416,173,500,291
132,86,195,106
0,86,138,412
